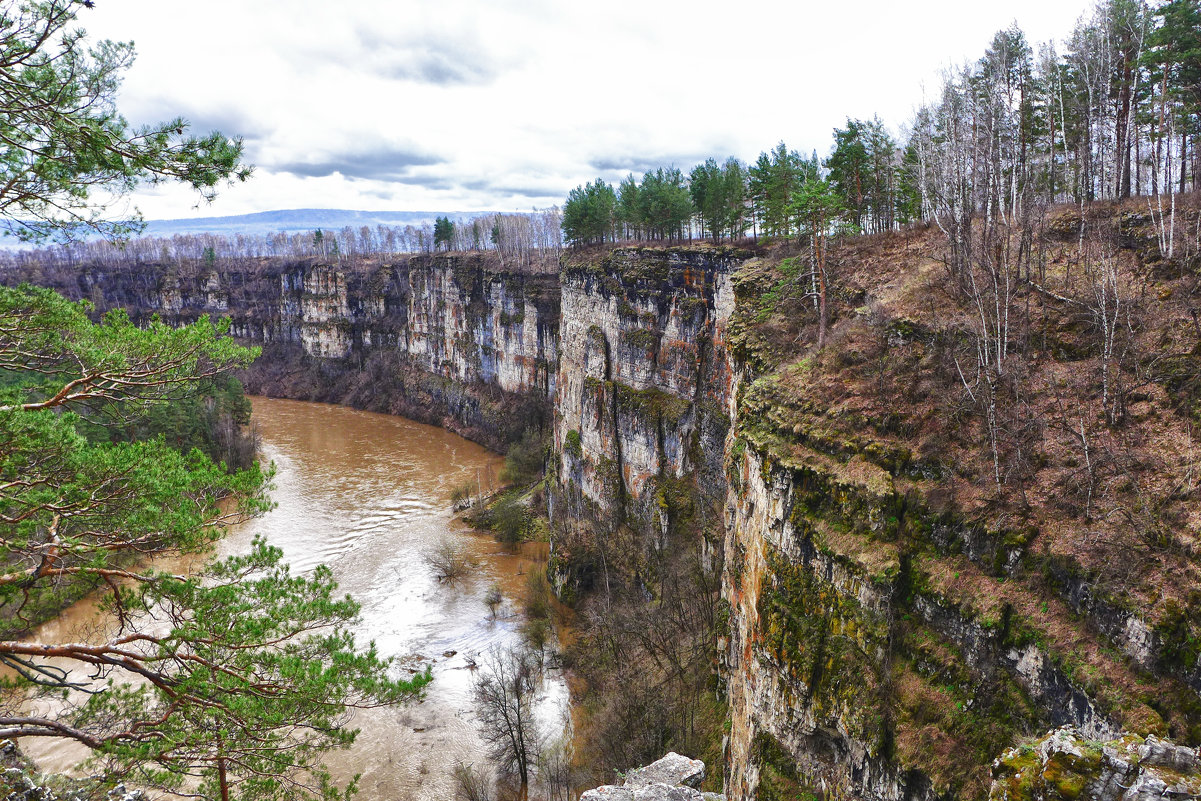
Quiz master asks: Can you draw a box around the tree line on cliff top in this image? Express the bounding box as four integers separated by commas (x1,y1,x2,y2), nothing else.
562,0,1201,248
1,206,565,276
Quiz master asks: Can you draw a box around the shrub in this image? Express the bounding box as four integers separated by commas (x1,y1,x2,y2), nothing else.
523,570,553,621
426,539,476,581
521,617,551,655
453,761,494,801
450,480,477,506
501,428,547,486
564,429,582,458
484,583,503,617
493,495,529,547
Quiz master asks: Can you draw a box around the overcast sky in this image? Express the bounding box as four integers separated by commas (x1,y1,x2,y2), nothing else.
84,0,1090,220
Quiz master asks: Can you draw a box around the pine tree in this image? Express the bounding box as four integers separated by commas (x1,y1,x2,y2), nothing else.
561,180,616,246
434,215,455,250
0,286,431,801
0,0,250,242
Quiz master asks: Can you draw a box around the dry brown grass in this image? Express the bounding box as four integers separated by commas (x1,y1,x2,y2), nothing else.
743,200,1201,617
734,199,1201,754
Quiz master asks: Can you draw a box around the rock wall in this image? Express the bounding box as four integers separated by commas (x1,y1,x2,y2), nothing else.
11,254,558,450
718,445,1134,801
548,247,742,595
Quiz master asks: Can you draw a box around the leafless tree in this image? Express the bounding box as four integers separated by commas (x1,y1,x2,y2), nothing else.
472,646,543,801
425,538,476,582
454,762,495,801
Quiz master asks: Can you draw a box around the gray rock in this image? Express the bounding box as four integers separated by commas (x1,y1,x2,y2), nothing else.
580,788,634,801
631,786,703,801
581,755,710,801
582,786,706,801
989,727,1201,801
1137,735,1197,772
624,752,705,790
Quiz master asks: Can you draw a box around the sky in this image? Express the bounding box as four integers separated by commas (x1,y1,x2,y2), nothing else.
82,0,1092,220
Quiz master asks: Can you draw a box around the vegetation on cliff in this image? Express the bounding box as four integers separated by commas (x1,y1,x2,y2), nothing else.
722,188,1201,792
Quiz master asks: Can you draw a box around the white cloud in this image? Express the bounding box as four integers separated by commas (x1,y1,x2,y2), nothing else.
83,0,1088,220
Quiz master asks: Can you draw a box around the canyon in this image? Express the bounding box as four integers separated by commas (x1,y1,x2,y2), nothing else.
9,220,1201,799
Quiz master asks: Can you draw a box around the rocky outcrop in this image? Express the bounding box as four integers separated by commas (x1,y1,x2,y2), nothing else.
257,258,559,448
989,728,1201,801
718,443,1146,801
553,248,738,513
0,739,148,801
581,753,721,801
548,247,741,596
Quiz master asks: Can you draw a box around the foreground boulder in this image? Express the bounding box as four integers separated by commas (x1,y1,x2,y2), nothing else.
989,727,1201,801
581,753,724,801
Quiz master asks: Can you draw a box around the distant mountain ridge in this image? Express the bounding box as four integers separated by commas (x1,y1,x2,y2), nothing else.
0,209,484,248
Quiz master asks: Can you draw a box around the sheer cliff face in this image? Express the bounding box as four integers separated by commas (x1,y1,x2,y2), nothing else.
33,254,558,449
276,260,558,398
552,249,739,522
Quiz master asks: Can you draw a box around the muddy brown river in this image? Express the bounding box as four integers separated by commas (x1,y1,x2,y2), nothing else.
21,397,569,800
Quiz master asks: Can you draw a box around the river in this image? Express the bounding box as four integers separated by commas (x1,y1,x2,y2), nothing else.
21,396,569,800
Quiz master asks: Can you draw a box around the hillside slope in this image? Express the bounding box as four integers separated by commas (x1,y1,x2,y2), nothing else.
717,200,1201,798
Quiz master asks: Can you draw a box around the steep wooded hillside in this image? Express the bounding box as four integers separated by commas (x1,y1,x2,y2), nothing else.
718,198,1201,798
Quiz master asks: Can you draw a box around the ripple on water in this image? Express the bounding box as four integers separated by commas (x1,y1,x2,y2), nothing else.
22,398,568,801
228,399,570,798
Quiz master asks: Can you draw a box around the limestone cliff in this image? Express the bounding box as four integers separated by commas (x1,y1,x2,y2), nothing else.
548,247,740,597
544,226,1201,800
8,254,558,450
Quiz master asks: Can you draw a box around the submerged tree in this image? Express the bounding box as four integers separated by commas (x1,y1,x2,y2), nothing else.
472,647,542,801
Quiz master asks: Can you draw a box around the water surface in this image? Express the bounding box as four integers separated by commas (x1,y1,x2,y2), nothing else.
23,397,568,800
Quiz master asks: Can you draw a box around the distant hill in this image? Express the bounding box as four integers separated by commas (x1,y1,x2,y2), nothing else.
0,209,481,248
139,209,476,239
